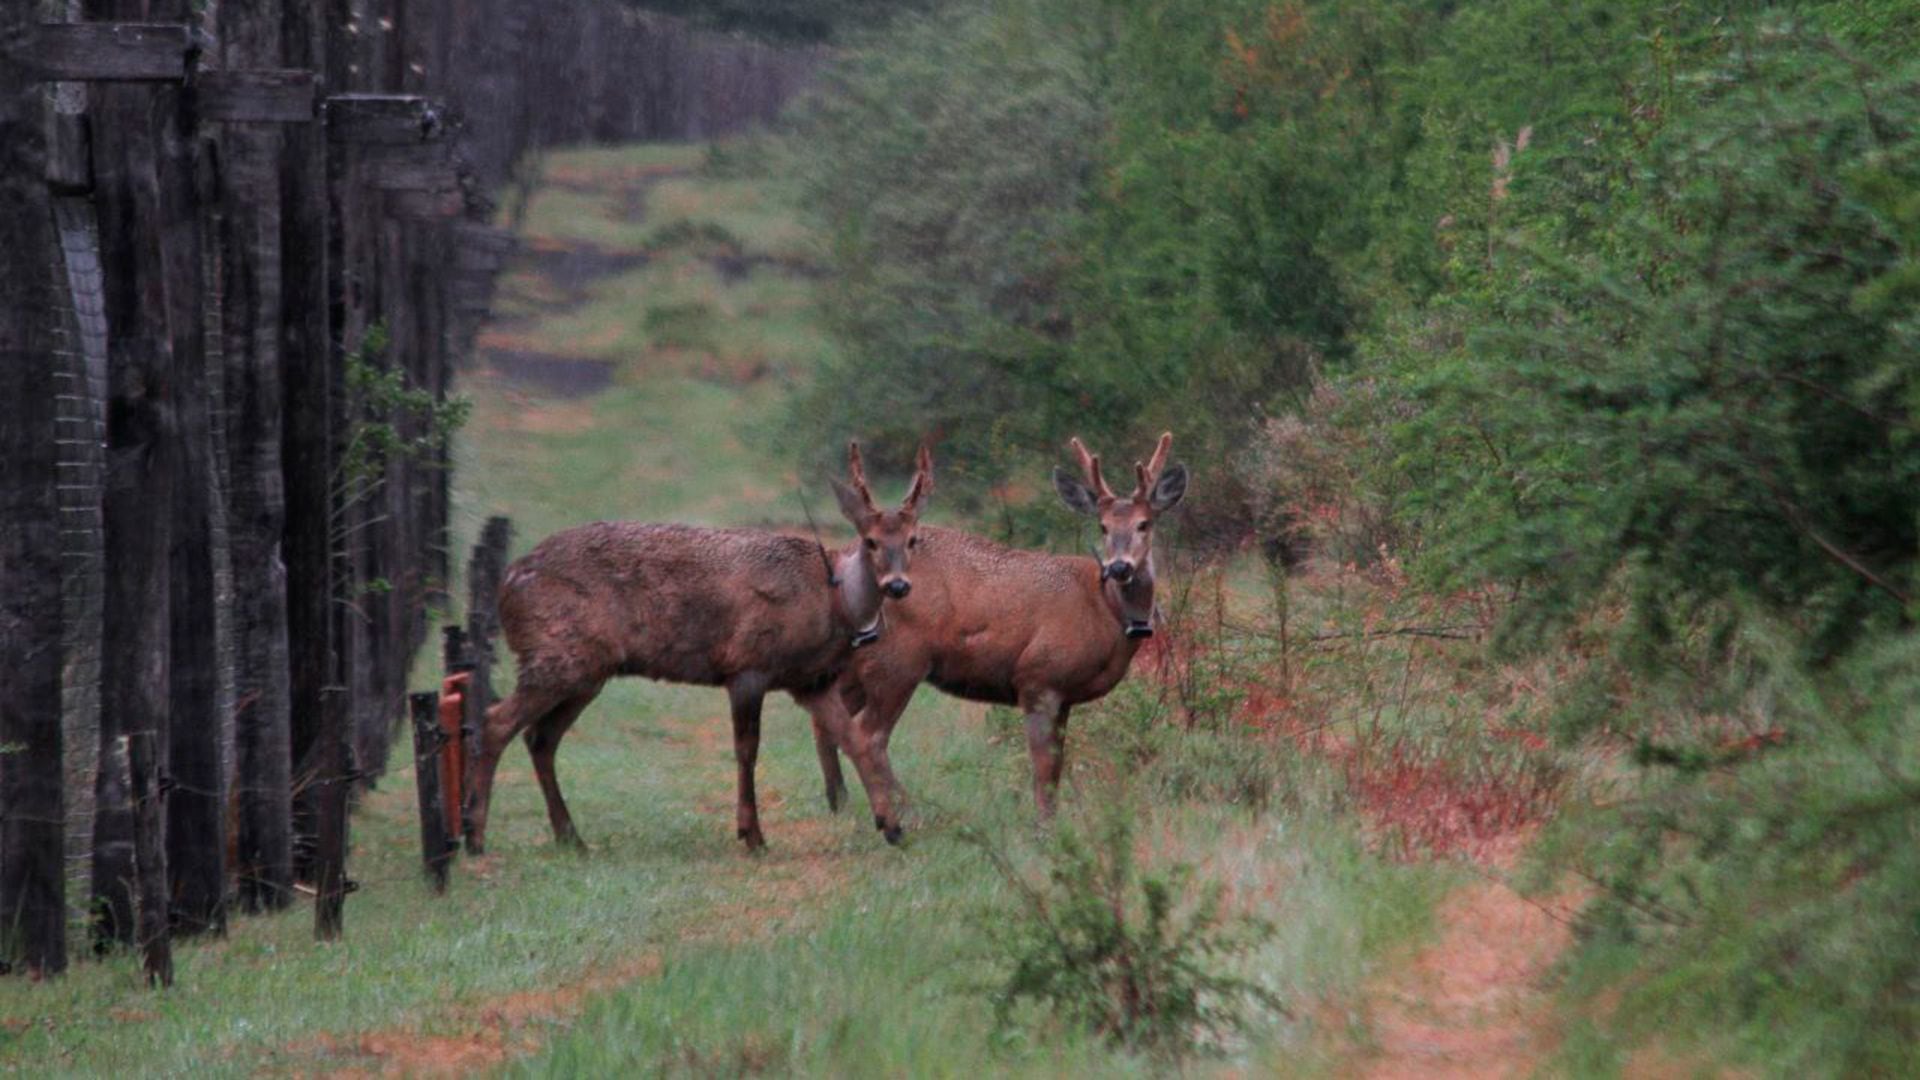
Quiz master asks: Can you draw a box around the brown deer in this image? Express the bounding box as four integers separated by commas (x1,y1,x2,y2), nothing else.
465,442,932,854
822,433,1187,838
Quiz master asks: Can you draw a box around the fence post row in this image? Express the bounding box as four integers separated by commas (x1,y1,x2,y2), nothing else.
3,4,519,973
1,1,835,976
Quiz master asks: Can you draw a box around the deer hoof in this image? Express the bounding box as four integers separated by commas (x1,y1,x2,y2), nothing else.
825,786,847,814
875,818,904,846
737,826,767,851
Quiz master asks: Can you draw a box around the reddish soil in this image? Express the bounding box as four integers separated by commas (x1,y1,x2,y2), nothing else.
1343,746,1561,865
280,952,663,1078
1349,857,1585,1080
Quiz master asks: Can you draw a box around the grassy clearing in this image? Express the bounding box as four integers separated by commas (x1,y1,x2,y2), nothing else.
642,174,815,261
516,769,1441,1078
3,142,1465,1077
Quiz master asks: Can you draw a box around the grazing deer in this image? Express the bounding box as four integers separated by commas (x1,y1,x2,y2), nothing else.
465,442,932,854
823,434,1187,837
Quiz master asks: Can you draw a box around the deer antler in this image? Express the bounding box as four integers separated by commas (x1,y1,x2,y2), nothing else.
1130,432,1173,501
846,440,877,511
1069,437,1115,501
1145,432,1172,481
902,442,934,512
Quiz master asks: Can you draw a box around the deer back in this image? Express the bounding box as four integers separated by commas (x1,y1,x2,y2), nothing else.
499,522,846,693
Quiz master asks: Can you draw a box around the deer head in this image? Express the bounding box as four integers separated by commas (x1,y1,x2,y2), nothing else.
831,440,933,600
1053,432,1187,589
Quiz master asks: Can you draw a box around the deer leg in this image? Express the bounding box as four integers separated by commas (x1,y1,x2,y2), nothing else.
727,677,769,850
809,677,869,812
810,712,848,813
466,682,573,855
844,674,920,845
1022,695,1070,820
794,686,898,838
523,688,598,851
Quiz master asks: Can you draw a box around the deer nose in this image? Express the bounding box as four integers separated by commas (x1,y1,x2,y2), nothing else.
884,579,912,599
1103,560,1135,584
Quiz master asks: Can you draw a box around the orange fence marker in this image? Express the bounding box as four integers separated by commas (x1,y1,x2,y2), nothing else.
438,672,471,843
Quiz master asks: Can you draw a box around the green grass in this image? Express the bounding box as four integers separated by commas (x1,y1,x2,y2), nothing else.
0,677,978,1076
515,776,1441,1078
514,143,811,261
1,140,1452,1077
519,255,833,378
641,174,815,261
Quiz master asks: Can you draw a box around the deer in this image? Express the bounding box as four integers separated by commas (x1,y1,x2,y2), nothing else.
464,442,933,855
820,433,1188,839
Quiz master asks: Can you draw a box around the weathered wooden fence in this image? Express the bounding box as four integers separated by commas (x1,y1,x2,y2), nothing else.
0,0,823,984
0,1,528,981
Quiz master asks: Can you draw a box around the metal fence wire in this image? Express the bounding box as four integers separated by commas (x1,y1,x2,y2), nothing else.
51,194,108,934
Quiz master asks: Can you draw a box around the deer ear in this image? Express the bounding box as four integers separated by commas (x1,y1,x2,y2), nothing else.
1149,462,1188,512
1054,466,1101,516
830,477,870,527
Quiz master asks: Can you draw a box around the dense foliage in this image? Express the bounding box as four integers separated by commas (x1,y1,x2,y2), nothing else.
779,0,1920,1070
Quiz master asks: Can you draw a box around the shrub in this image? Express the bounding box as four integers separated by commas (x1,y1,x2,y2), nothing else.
1395,27,1920,660
1242,378,1411,568
970,809,1282,1057
1558,628,1920,1074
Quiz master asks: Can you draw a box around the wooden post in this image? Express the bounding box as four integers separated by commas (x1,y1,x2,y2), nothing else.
159,0,228,938
125,729,171,985
313,683,350,940
314,13,362,923
218,0,298,917
0,3,70,977
408,691,451,893
442,625,469,673
86,0,175,978
462,517,510,848
280,0,334,902
442,624,472,838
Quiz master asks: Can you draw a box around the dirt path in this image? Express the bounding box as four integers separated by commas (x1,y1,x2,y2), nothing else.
1343,836,1586,1080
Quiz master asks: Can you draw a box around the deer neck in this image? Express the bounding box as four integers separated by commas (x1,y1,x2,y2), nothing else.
1102,558,1157,640
835,547,884,648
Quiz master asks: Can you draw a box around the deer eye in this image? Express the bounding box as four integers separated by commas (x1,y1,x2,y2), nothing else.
908,536,919,548
1139,520,1151,531
864,538,877,551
